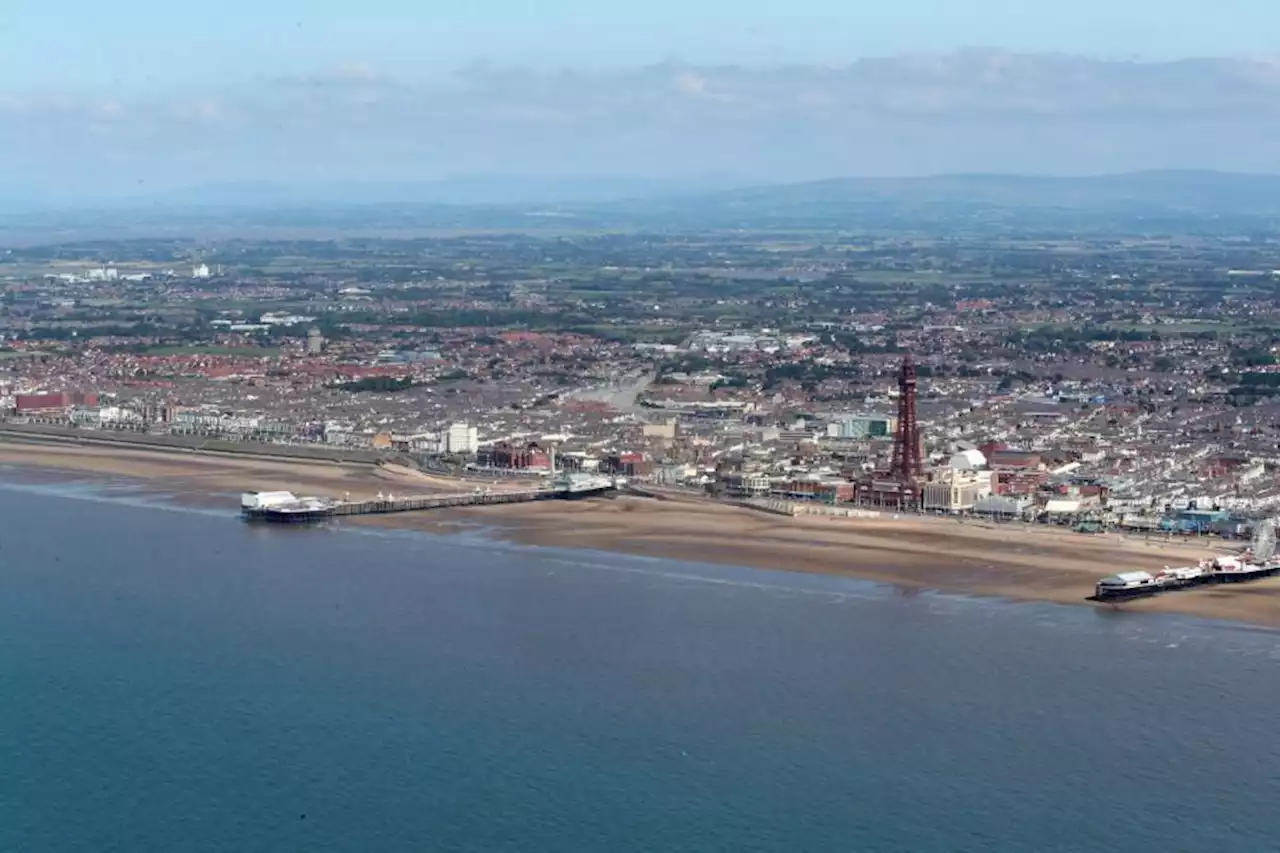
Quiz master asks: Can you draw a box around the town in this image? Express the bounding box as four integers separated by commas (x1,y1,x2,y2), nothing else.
1,229,1279,536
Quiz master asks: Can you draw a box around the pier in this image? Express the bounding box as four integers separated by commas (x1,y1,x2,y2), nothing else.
1093,518,1280,602
241,475,617,523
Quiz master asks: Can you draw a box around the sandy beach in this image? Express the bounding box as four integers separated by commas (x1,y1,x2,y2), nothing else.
0,440,455,501
4,437,1279,627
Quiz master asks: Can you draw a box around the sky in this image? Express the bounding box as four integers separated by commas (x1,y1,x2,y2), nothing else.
3,0,1280,199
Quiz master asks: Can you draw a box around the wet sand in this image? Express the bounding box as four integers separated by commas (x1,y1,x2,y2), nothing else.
408,497,1280,627
3,438,1279,627
0,441,465,503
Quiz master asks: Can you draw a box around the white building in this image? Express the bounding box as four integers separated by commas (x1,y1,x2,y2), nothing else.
86,266,119,281
948,449,988,471
323,421,355,445
261,312,317,327
446,423,479,455
192,264,211,279
724,472,773,498
922,470,994,513
827,413,896,440
96,405,145,426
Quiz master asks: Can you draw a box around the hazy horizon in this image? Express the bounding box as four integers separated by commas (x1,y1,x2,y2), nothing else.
6,2,1280,199
7,168,1280,216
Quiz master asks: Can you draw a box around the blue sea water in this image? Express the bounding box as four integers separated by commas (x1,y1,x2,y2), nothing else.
2,480,1280,852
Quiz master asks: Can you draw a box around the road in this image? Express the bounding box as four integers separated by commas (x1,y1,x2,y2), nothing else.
565,372,654,413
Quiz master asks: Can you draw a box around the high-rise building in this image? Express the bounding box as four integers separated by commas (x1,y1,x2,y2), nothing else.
445,423,479,455
827,413,897,440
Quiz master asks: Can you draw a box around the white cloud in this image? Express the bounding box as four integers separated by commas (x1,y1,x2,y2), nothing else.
94,99,125,119
672,71,708,96
181,99,225,124
266,62,394,90
7,52,1280,192
332,62,380,84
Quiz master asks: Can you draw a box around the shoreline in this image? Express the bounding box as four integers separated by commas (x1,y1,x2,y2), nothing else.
5,438,1280,627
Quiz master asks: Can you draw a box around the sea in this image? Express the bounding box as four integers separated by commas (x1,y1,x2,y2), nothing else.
3,476,1280,853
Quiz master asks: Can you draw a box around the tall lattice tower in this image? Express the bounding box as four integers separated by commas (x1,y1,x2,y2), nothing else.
890,354,924,483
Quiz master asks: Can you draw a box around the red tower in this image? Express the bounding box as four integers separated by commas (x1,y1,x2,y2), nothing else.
890,354,924,483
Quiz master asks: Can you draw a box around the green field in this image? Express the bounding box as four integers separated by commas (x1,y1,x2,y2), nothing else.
1102,321,1231,334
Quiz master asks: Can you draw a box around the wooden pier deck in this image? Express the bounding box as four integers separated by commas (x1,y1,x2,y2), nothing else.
329,488,556,516
243,483,612,523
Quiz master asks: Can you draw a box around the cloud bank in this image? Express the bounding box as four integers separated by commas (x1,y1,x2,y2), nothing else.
4,50,1280,198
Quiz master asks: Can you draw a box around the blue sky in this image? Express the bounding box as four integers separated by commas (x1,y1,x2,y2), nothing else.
4,0,1278,92
3,1,1280,196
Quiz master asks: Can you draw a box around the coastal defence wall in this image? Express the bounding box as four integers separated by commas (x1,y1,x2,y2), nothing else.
623,486,887,521
794,504,884,519
734,498,884,519
0,423,404,467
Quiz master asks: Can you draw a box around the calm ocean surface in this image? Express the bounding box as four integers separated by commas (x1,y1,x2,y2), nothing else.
3,478,1280,852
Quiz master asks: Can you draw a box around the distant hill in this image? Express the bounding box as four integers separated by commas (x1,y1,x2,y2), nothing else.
163,170,1280,213
695,170,1280,211
601,171,1280,231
